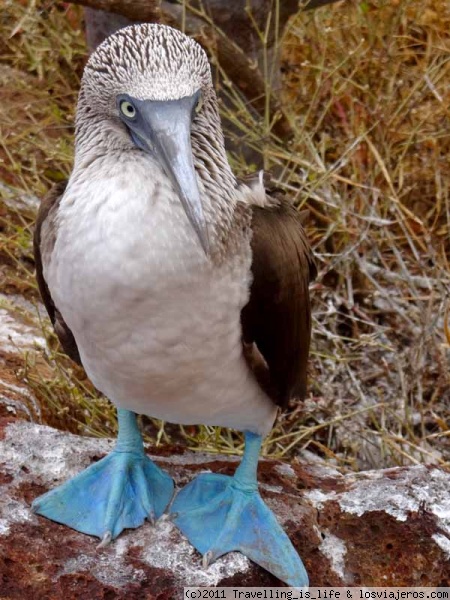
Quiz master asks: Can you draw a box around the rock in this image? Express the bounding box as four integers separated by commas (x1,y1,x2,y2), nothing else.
0,418,450,597
0,294,44,422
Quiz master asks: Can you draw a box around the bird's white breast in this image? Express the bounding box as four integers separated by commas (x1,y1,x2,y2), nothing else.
46,153,276,435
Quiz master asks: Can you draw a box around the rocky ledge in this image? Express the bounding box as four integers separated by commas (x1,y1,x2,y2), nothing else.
1,417,450,598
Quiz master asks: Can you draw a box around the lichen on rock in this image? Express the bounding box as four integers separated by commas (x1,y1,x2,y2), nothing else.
1,418,450,595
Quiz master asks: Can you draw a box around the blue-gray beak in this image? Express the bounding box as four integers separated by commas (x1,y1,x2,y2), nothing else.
118,92,210,256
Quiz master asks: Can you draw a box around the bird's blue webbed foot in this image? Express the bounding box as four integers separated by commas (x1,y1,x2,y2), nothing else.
170,432,309,587
32,410,174,543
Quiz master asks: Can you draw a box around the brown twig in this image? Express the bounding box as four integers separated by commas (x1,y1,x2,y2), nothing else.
68,0,344,20
303,0,344,9
68,0,160,21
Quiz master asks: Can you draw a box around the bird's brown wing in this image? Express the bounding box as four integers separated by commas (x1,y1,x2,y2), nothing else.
34,182,81,365
241,197,317,409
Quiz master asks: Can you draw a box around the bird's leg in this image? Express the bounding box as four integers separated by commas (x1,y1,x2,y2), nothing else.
170,431,308,587
32,409,174,543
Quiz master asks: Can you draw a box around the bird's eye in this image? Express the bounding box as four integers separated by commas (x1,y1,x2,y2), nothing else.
120,101,136,119
194,94,203,115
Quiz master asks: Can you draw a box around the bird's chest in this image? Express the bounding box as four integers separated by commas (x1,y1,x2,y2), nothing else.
47,165,252,392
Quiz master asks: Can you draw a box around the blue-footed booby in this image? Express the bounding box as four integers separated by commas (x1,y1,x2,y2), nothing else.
33,23,316,587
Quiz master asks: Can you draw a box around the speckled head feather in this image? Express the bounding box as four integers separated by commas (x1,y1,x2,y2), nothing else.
82,24,211,105
76,24,226,170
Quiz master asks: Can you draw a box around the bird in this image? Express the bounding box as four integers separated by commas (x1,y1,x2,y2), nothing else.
32,23,316,587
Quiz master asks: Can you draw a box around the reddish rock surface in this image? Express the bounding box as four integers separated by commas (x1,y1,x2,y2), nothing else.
1,417,450,598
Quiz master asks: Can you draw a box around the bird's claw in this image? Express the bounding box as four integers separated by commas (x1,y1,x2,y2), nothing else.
97,531,112,549
202,550,214,569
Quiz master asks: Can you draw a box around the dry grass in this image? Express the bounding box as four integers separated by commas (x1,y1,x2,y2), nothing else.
0,0,449,469
273,0,450,468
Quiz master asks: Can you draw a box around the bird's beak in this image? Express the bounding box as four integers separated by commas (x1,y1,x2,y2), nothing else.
122,93,210,256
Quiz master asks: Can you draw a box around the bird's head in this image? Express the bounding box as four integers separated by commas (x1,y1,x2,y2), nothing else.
77,23,222,255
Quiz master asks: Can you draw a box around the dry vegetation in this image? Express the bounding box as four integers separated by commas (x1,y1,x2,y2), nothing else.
0,0,449,470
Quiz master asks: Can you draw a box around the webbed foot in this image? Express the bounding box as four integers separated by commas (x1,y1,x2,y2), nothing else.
32,410,174,540
32,448,174,539
171,471,308,587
